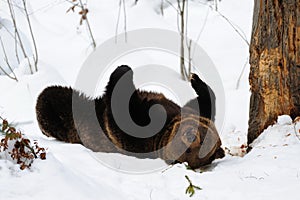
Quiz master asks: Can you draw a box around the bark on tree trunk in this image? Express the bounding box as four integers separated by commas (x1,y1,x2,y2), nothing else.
248,0,300,144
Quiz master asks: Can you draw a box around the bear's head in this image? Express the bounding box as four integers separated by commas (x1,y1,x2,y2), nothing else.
160,110,224,169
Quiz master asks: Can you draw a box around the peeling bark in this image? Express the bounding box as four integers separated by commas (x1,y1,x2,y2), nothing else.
248,0,300,144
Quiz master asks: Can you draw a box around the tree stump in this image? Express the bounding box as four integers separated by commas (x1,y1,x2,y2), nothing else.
248,0,300,144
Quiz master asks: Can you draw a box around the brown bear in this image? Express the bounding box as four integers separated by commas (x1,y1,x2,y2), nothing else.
36,65,224,169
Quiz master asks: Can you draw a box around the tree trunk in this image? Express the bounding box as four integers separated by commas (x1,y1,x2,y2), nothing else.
248,0,300,144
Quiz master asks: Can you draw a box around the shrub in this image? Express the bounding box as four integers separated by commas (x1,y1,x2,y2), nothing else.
0,117,46,170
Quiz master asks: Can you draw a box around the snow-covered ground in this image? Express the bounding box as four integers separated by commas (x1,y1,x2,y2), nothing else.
1,0,300,199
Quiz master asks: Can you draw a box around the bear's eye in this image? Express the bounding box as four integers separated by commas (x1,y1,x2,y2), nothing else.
184,128,196,143
186,148,192,153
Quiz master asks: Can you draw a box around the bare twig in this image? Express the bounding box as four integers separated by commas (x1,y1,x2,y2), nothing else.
7,0,33,74
214,0,218,11
160,0,164,16
22,0,38,72
0,38,13,71
216,10,250,46
0,37,18,81
149,189,153,200
187,39,192,79
1,16,23,65
175,2,181,34
115,0,127,42
236,56,249,89
192,6,209,60
185,0,189,44
168,0,190,80
66,0,96,49
178,0,188,80
65,0,78,7
164,0,180,14
26,0,67,15
78,0,96,49
184,0,192,79
0,65,18,81
14,30,20,64
122,0,127,41
161,164,175,173
115,0,122,42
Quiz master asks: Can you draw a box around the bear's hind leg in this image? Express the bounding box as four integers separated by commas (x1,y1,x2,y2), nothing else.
104,65,135,98
36,86,82,144
183,73,216,121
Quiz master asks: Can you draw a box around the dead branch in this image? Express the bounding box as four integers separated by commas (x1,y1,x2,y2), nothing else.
177,0,188,80
7,0,33,74
216,9,250,46
66,0,96,49
160,0,164,16
236,56,249,89
78,0,96,49
122,0,127,41
22,0,38,72
0,37,18,81
115,0,127,42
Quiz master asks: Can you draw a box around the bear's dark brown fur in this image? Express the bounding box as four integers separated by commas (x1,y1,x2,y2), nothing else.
36,65,224,169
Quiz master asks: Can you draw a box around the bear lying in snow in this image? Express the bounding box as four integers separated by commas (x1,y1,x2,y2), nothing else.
36,66,224,169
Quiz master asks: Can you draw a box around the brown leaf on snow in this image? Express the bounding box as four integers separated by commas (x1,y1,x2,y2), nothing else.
40,152,46,160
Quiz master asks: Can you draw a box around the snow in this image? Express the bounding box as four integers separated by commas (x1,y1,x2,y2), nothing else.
1,0,300,199
277,115,293,126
